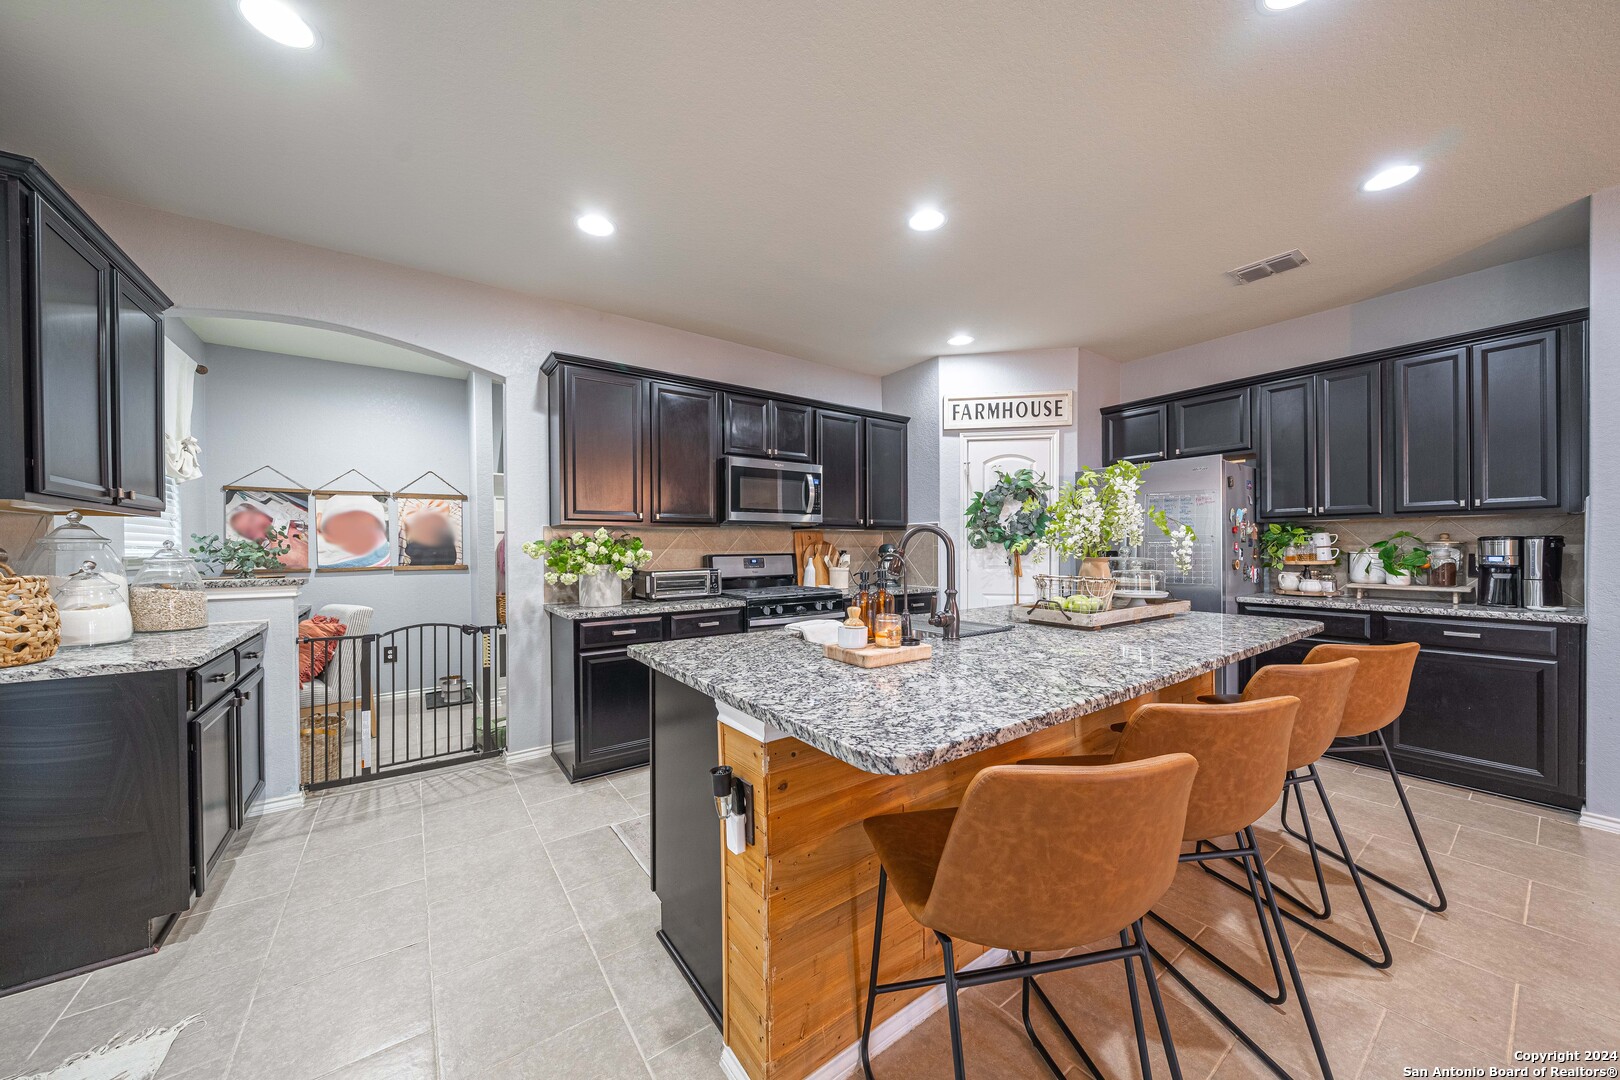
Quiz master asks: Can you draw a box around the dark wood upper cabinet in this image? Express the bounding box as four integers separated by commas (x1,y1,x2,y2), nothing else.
1316,363,1382,517
724,393,815,461
1390,346,1471,514
1170,387,1250,458
1470,330,1560,512
863,416,908,528
649,381,720,524
817,409,864,527
2,153,170,516
1102,404,1167,463
112,274,165,512
552,365,646,524
1256,376,1315,518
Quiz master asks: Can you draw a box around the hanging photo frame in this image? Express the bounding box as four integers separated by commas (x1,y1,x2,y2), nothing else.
313,470,393,573
221,467,313,574
394,471,468,572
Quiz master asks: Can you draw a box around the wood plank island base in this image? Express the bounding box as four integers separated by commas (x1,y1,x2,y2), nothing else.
630,606,1321,1080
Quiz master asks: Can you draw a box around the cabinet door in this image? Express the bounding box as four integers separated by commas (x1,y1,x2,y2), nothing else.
723,394,770,456
817,409,864,527
1103,405,1167,463
863,417,908,528
1171,387,1250,458
112,275,165,513
30,198,114,505
190,698,237,896
1390,347,1470,513
1391,648,1564,802
1470,331,1560,511
575,649,652,778
1317,363,1382,517
771,401,815,461
557,366,645,523
650,381,719,523
236,669,265,821
1256,376,1316,518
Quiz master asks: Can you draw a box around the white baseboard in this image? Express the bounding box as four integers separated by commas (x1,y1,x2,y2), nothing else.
246,790,307,818
504,745,552,765
716,948,1012,1080
1579,809,1620,835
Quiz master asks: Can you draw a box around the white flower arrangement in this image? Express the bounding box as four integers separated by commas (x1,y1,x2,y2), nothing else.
522,527,653,584
1046,460,1197,574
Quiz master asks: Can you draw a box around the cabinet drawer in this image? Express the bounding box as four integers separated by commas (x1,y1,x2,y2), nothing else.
189,650,239,713
1244,606,1372,641
669,608,744,639
1382,616,1557,659
236,634,266,678
578,616,664,650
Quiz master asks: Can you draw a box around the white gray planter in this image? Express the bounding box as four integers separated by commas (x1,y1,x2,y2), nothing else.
577,568,622,608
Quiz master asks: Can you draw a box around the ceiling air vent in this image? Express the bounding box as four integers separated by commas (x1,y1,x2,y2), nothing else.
1227,248,1309,285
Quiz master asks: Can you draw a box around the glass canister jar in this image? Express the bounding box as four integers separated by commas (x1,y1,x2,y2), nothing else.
1426,533,1463,588
18,511,129,604
55,560,133,647
129,541,209,632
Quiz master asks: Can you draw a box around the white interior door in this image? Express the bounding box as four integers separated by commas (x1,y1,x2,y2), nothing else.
960,432,1059,609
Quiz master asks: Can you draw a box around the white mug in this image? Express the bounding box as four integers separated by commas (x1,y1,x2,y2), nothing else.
1275,571,1301,592
1312,532,1338,547
1315,546,1340,561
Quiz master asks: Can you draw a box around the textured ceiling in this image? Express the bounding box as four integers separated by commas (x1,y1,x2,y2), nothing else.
1,0,1616,374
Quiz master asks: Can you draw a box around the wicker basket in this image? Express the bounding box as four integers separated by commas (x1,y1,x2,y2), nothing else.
1,562,62,668
1034,573,1118,610
300,713,347,786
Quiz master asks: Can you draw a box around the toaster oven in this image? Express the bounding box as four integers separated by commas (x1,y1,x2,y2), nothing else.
631,568,721,601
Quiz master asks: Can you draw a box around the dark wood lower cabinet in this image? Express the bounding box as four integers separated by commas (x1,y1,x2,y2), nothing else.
1237,606,1584,810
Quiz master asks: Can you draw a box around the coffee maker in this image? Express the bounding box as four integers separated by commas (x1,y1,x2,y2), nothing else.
1522,535,1566,610
1475,536,1522,608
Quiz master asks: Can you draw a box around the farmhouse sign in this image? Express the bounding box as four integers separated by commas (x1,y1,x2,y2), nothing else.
942,391,1074,431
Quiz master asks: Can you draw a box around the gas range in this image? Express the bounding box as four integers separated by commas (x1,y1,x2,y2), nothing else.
707,554,846,630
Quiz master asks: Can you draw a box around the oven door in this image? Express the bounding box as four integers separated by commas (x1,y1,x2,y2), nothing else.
723,456,822,524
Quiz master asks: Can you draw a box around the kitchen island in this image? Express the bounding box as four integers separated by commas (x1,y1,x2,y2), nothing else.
630,606,1320,1080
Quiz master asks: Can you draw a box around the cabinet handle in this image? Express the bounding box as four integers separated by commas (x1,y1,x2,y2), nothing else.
1442,630,1482,639
208,672,230,683
610,628,636,636
698,620,720,628
243,651,261,659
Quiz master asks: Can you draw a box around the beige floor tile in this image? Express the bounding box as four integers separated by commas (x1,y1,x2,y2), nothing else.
1536,816,1620,867
870,992,1086,1079
484,1009,648,1079
1360,836,1531,923
258,880,428,995
1413,902,1620,1010
1355,1010,1498,1080
284,833,426,914
1448,827,1620,897
1511,985,1620,1055
1524,879,1620,945
1400,786,1543,844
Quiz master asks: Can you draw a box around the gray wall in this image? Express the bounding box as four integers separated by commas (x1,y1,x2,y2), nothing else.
1120,246,1591,403
1586,190,1619,824
880,358,942,524
197,344,477,634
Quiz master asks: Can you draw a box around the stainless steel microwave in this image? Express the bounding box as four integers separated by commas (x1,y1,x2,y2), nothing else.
722,456,822,524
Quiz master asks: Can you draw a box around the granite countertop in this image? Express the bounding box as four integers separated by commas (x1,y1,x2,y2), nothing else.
1236,593,1587,625
0,621,268,685
630,606,1320,775
545,596,746,620
203,576,307,590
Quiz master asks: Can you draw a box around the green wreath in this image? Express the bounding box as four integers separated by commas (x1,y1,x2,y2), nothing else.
965,468,1052,555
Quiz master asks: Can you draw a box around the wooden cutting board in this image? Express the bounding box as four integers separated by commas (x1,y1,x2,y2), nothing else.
792,530,825,586
824,641,933,668
1024,599,1192,630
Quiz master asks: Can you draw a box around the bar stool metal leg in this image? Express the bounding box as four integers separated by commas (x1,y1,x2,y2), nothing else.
1153,831,1289,1007
860,868,889,1080
937,933,968,1080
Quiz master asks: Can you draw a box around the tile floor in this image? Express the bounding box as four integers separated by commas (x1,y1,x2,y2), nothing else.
2,755,1617,1079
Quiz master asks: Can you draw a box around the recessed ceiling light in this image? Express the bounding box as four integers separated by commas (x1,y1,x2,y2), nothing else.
1257,0,1312,11
576,213,616,237
947,332,974,347
237,0,316,48
1361,163,1421,192
908,207,946,232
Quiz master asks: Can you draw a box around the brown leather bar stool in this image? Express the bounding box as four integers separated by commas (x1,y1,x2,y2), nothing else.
1025,696,1337,1080
858,756,1199,1080
1283,643,1447,917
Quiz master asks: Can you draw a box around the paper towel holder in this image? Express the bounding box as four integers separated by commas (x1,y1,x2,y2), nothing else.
710,765,755,846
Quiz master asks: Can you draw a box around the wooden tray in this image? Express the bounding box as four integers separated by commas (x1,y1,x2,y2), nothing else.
1024,599,1191,631
1271,588,1343,599
823,641,933,668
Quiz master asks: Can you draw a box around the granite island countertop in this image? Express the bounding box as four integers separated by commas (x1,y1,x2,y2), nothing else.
1236,593,1588,625
545,596,746,620
629,606,1320,775
0,621,268,685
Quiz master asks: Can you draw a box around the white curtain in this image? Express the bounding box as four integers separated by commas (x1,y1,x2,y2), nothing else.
165,340,202,482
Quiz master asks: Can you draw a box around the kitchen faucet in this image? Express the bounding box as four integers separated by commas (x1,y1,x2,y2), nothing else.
892,524,960,641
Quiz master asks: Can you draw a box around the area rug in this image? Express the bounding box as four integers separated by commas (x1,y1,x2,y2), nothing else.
611,817,651,876
5,1016,200,1080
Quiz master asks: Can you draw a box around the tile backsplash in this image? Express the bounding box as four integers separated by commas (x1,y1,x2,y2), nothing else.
1308,511,1585,604
0,509,50,570
539,525,930,603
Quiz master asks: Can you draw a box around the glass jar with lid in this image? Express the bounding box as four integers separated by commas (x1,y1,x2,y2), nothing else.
1426,533,1463,588
129,541,209,632
17,511,128,604
56,560,133,647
